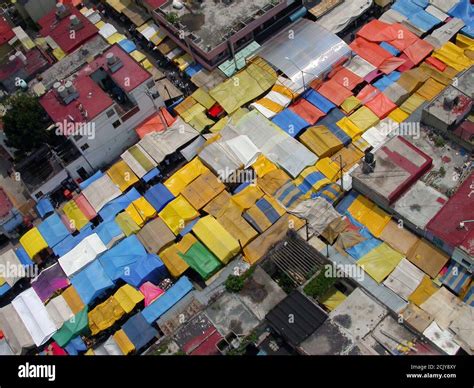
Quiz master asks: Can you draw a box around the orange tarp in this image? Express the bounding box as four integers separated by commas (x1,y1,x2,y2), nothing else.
349,37,393,67
330,67,363,90
365,92,397,119
404,40,434,65
289,99,325,125
317,79,352,106
136,108,177,139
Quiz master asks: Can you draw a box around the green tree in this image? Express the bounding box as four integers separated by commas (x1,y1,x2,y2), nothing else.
2,93,51,159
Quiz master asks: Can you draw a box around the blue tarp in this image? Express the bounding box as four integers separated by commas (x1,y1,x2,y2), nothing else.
440,262,471,295
408,10,441,32
313,183,343,204
234,182,250,194
71,260,114,305
449,0,474,38
52,225,94,257
64,336,87,355
119,39,137,53
122,313,158,351
336,190,358,213
319,108,351,146
464,284,473,306
94,220,124,247
142,167,160,183
142,276,193,324
144,183,174,212
122,254,168,287
15,246,33,267
373,71,401,91
185,63,203,77
99,188,141,221
0,283,10,296
36,198,55,219
37,213,70,248
380,42,400,56
276,181,305,208
297,170,328,195
303,89,335,113
179,217,200,237
346,237,382,260
244,197,281,233
2,209,23,232
271,109,310,137
391,0,423,18
79,171,104,190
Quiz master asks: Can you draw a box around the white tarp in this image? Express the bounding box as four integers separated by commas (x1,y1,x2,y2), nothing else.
423,321,460,355
198,141,242,180
180,135,206,162
121,144,157,178
45,295,75,330
428,0,459,13
0,249,24,286
344,55,376,79
139,117,199,164
94,336,123,355
383,258,425,301
288,197,341,234
82,174,122,213
317,0,373,33
59,233,107,277
12,288,57,347
98,23,118,39
425,18,465,49
379,9,408,24
230,110,317,177
449,305,474,354
0,304,34,354
420,287,463,330
225,135,261,168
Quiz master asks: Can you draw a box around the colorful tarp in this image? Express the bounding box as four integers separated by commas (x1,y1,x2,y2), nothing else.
137,217,175,254
107,160,139,192
70,261,114,305
179,240,222,280
159,195,199,235
121,312,158,351
20,228,48,259
357,242,404,283
31,263,69,303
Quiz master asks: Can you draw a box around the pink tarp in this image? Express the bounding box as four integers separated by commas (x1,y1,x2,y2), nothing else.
139,282,164,306
357,85,380,104
74,194,97,220
31,263,70,303
136,108,177,139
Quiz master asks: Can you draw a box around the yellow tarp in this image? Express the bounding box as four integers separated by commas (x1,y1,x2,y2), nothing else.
52,47,66,60
20,227,48,258
251,155,278,178
231,185,264,210
352,135,371,153
62,286,85,315
107,32,126,45
337,117,364,139
348,106,380,132
164,158,209,196
416,78,446,100
114,284,144,314
331,144,364,173
456,34,474,50
88,296,126,335
192,215,240,264
125,197,157,227
358,243,404,283
174,53,193,71
188,111,215,132
115,212,141,236
433,42,474,71
63,200,89,230
215,202,258,247
257,168,291,195
141,59,154,71
347,195,391,237
158,195,199,234
150,30,166,46
130,50,147,63
106,0,130,13
388,107,409,123
181,171,225,210
95,20,106,29
107,160,139,192
399,93,426,115
114,329,135,355
244,194,285,232
159,234,196,277
408,275,439,307
315,158,341,181
191,88,216,110
320,288,347,311
299,126,344,158
209,57,277,114
294,166,331,192
341,96,361,114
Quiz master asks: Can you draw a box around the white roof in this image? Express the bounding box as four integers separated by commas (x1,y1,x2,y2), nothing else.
11,288,57,347
423,321,460,355
421,287,464,330
317,0,373,33
99,23,118,39
59,233,107,277
45,295,75,330
94,336,123,355
121,144,157,178
225,135,261,168
383,258,425,301
82,174,122,212
0,304,34,354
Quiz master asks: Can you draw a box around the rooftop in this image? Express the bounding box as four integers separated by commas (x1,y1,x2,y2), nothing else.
38,6,98,54
426,171,474,255
157,0,282,52
351,136,433,207
0,17,14,46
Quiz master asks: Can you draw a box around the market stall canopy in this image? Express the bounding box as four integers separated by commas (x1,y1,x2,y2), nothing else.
256,19,352,92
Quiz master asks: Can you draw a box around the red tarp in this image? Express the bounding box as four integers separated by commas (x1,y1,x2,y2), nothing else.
289,99,326,124
357,19,392,42
139,282,164,306
356,84,380,104
397,53,416,72
330,67,363,90
365,92,397,119
316,78,353,106
404,40,434,65
349,37,393,67
379,57,406,74
136,108,177,139
208,103,224,118
425,56,447,71
378,24,419,51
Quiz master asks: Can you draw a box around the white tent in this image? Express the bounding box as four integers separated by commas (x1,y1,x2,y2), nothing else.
121,144,157,178
11,288,57,347
46,295,75,330
59,233,107,277
383,258,425,301
225,135,261,168
93,336,123,355
0,248,24,286
82,174,122,213
0,304,34,354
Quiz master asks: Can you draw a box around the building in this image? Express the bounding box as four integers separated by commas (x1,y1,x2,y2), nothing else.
39,44,163,184
13,0,57,23
38,3,98,54
143,0,305,70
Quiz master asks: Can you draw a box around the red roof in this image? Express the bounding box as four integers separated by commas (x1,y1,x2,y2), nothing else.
40,74,113,123
426,171,474,255
38,6,98,53
144,0,167,9
0,17,14,45
78,45,151,93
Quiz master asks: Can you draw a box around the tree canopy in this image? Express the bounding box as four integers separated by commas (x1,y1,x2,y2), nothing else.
2,93,52,159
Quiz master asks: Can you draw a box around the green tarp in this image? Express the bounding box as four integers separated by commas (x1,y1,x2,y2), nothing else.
52,307,89,347
179,242,221,280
